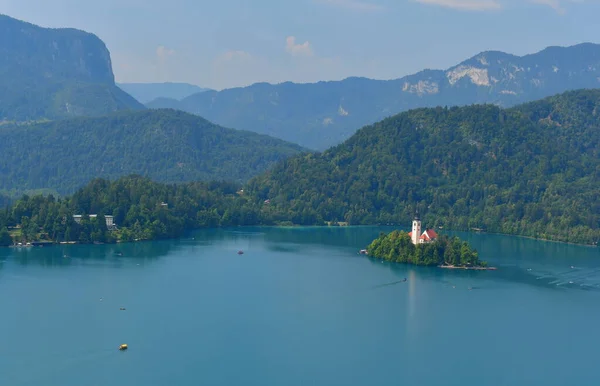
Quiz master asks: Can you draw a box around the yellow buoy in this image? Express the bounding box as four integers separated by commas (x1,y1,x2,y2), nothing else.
119,344,128,350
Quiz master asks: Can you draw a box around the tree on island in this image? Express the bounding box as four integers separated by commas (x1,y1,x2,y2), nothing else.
367,230,485,267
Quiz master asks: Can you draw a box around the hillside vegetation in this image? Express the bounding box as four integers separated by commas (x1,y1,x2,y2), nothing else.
0,109,305,194
246,89,600,245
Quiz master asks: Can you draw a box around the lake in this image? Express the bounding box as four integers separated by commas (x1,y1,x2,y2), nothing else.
1,226,599,386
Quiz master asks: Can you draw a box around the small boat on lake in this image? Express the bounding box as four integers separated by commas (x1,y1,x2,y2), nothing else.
237,250,244,255
359,249,368,255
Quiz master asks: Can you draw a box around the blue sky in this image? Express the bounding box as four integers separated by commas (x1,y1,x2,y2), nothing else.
1,0,599,89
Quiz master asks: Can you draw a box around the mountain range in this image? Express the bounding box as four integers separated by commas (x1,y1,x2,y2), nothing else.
0,14,142,121
117,82,211,104
148,43,600,149
0,109,305,194
1,12,600,247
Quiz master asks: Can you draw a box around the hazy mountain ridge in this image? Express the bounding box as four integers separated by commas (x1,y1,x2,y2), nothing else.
146,97,189,110
118,82,211,103
149,43,600,149
0,14,143,121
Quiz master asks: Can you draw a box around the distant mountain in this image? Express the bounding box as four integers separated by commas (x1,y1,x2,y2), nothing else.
118,82,211,104
245,89,600,245
0,109,305,194
0,14,143,121
149,43,600,149
146,97,186,110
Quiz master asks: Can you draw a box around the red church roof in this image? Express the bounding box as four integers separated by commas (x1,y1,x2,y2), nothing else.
420,229,438,241
409,228,438,241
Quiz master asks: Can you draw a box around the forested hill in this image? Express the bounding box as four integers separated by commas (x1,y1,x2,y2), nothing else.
0,109,305,194
246,89,600,245
0,14,143,121
149,43,600,150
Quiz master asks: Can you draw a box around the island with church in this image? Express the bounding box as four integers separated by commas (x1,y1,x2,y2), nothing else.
364,213,495,270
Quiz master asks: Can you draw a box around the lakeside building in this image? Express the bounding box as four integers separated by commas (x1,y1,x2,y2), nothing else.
73,215,115,229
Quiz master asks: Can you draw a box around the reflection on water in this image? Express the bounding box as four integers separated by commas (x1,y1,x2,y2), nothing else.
4,238,179,268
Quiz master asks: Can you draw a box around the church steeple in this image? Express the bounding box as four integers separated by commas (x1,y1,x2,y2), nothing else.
411,209,422,245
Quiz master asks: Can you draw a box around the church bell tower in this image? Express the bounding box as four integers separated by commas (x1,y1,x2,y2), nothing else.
411,211,421,245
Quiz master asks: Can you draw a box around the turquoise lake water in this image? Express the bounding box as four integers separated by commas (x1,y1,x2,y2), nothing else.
1,226,599,386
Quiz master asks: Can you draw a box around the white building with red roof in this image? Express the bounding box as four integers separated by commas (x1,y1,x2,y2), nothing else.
407,213,438,245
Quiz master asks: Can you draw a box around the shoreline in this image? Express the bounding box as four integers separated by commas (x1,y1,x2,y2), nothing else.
333,224,599,248
438,265,497,271
476,230,599,248
3,223,599,249
365,256,497,271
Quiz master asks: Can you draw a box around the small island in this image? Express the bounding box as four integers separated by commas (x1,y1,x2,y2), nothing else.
365,214,495,270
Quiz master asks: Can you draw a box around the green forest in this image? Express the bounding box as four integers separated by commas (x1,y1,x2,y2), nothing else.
0,109,305,193
0,175,259,245
246,89,600,245
0,174,324,246
2,90,600,247
367,230,483,267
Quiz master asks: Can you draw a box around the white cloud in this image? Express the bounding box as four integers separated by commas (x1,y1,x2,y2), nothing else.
285,36,314,57
316,0,384,11
156,45,175,61
155,45,175,81
414,0,502,10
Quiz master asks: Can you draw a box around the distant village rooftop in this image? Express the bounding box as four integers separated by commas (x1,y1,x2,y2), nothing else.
73,214,115,228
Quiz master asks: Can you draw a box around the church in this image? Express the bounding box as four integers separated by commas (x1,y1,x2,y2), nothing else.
407,213,438,245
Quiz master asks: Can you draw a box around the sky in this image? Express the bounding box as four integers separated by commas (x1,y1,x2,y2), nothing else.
1,0,599,90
